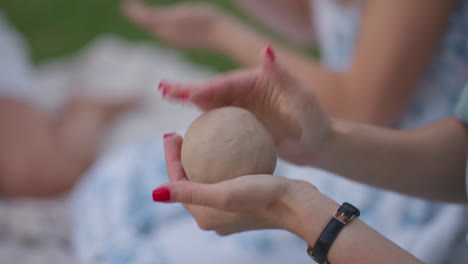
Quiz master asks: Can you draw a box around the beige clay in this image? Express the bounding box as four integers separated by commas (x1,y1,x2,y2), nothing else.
181,106,277,183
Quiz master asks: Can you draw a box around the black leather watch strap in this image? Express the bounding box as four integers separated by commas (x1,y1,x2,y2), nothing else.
310,218,344,263
307,203,360,264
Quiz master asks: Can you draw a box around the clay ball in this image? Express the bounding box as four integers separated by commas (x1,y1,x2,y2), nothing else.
181,106,277,183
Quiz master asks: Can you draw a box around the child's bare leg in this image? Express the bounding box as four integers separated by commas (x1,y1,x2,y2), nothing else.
0,96,137,197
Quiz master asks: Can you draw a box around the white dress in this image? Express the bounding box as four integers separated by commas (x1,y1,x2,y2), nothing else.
0,12,37,103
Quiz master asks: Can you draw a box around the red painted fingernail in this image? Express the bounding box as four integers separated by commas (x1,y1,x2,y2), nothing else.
158,81,169,91
265,44,275,62
159,81,171,99
152,187,171,202
164,133,175,139
158,81,167,90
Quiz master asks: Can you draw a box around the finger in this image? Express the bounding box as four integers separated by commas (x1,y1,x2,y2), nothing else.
158,80,191,101
153,175,283,211
158,69,260,109
152,181,224,207
182,204,242,231
163,133,187,182
185,203,269,234
122,0,158,28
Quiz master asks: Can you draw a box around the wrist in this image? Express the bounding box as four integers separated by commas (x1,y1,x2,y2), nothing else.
310,118,349,169
281,180,340,246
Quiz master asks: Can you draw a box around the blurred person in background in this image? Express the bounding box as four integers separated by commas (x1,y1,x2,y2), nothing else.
123,0,467,126
0,12,138,197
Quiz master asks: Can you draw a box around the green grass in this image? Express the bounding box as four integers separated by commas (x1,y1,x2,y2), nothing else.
1,0,318,72
0,0,252,71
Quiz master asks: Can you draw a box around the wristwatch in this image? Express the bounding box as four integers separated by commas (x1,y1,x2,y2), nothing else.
307,202,360,264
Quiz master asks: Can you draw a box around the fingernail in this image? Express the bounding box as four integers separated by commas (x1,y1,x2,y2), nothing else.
159,81,172,98
152,187,171,202
158,81,168,91
164,133,175,139
265,43,275,62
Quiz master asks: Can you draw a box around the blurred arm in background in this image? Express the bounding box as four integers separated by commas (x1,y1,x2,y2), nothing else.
231,0,314,45
123,0,458,126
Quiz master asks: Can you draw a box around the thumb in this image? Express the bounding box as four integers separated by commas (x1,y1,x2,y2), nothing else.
153,175,285,212
152,181,229,210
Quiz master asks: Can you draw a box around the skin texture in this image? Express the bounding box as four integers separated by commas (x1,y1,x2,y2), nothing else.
162,47,468,203
231,0,313,45
315,117,468,203
160,46,330,166
152,47,465,263
156,133,423,264
0,96,138,197
123,0,459,125
181,106,276,183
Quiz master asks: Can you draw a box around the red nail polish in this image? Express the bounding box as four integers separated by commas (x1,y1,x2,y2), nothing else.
162,87,168,98
164,133,175,139
265,44,275,61
158,81,169,91
152,187,171,202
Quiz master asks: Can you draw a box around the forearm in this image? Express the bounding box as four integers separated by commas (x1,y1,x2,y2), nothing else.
214,0,458,125
313,117,468,203
285,188,423,264
212,18,409,126
231,0,314,44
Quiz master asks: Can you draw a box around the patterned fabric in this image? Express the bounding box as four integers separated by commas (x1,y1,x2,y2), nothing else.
72,140,315,264
311,0,362,72
308,1,468,262
455,85,468,125
454,84,468,199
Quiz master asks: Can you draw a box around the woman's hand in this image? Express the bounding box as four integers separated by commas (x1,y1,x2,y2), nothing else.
122,0,239,51
156,134,423,264
159,46,330,165
155,133,327,236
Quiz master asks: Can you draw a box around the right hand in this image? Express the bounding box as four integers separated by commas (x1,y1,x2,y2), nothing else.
160,45,331,166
